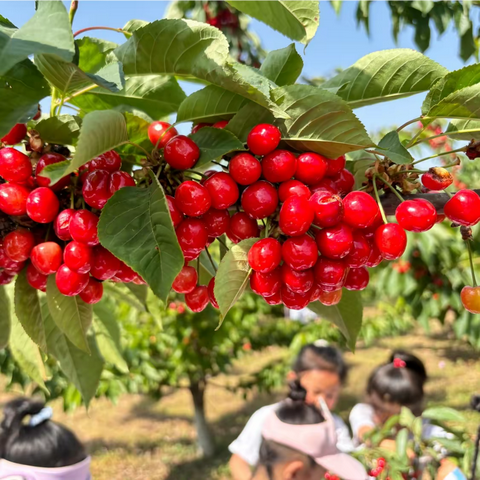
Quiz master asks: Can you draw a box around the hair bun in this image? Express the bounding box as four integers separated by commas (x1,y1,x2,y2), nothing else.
1,398,45,432
287,379,307,402
390,350,427,384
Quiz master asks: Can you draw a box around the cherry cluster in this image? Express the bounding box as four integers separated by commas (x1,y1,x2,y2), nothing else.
368,457,387,477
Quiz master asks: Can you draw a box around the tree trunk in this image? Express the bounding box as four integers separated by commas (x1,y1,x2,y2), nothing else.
189,378,216,457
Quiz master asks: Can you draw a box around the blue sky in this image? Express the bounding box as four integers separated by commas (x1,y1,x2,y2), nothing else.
1,1,474,135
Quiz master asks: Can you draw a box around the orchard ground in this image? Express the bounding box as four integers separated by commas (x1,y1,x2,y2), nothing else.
4,327,480,480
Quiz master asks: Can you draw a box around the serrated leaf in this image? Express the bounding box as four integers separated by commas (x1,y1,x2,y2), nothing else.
322,49,448,108
423,407,465,423
122,19,149,35
445,119,480,140
98,175,184,303
125,283,148,309
214,238,258,325
259,44,303,87
308,290,363,350
226,1,319,45
376,131,414,165
273,85,374,157
103,282,146,312
46,276,92,354
226,103,276,143
76,36,118,74
426,83,480,120
35,114,82,146
0,0,74,75
0,285,10,348
14,270,46,352
190,127,245,167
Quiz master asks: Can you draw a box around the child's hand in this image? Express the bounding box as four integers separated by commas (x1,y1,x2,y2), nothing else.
436,460,466,480
378,439,415,459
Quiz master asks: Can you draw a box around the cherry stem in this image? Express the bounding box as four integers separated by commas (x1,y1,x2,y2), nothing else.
73,26,132,38
411,146,466,165
374,174,405,203
216,236,229,252
409,131,448,148
396,117,423,133
205,247,217,273
466,240,478,287
127,141,151,160
373,179,388,224
153,124,177,152
196,257,200,277
406,123,428,148
185,170,207,179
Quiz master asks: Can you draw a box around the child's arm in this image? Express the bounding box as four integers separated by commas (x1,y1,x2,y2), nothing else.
436,460,467,480
349,404,376,444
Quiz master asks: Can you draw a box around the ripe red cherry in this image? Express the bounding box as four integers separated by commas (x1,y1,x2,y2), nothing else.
309,191,344,228
262,150,297,183
295,153,328,185
343,191,379,229
314,257,348,288
26,263,48,292
3,229,34,262
250,268,281,297
344,232,371,268
202,208,230,238
330,169,355,195
172,266,198,294
281,264,314,294
0,271,14,285
114,262,137,282
227,212,260,243
278,180,311,202
395,199,437,232
241,181,278,219
281,285,310,310
374,224,407,260
63,241,92,274
0,148,32,183
318,288,342,306
315,223,353,260
325,155,346,177
247,124,281,156
213,120,229,129
1,123,27,145
422,167,453,191
148,121,178,148
461,286,480,314
365,243,383,268
175,180,212,217
79,277,104,304
26,187,59,223
185,286,209,312
166,195,184,228
69,210,99,246
204,172,239,209
282,235,318,271
164,135,200,170
191,123,212,134
344,266,369,291
82,170,111,210
109,171,135,194
207,277,219,308
263,290,282,305
35,153,70,190
0,242,24,272
30,242,63,275
229,153,261,185
176,218,208,260
54,209,74,241
90,246,120,280
279,196,314,237
363,210,384,238
89,150,122,173
0,183,30,216
248,238,282,273
56,264,89,296
311,177,338,195
444,189,480,226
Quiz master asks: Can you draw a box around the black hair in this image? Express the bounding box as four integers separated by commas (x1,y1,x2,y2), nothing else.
0,397,87,468
367,350,428,415
292,343,348,384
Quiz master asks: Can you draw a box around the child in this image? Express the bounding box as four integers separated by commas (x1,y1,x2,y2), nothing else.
0,397,91,479
229,342,354,480
252,381,367,480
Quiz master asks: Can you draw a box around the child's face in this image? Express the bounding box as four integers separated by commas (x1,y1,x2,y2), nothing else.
296,370,342,410
369,392,402,425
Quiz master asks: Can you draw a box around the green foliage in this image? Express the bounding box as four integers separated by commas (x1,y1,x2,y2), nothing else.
376,131,414,165
259,44,303,86
34,115,82,146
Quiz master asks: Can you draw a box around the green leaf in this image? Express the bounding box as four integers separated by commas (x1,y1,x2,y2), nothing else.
259,44,303,87
0,285,10,348
190,127,245,167
122,19,149,35
445,119,480,140
226,1,319,45
273,85,374,157
14,270,46,352
98,175,184,303
0,0,74,75
330,0,343,15
42,110,128,184
396,427,409,461
34,114,82,146
214,238,258,325
422,407,465,423
399,406,416,429
46,276,93,354
322,49,448,108
426,83,480,120
76,36,118,74
0,60,49,138
376,131,414,165
226,103,276,143
308,290,363,350
125,283,148,309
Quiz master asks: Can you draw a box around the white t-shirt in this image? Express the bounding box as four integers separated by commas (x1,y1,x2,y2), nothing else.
228,402,355,466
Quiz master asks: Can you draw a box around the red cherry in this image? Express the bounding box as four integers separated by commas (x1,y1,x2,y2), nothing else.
26,263,48,292
374,224,407,260
325,155,346,177
79,277,104,304
202,208,230,238
309,191,344,228
109,171,135,194
166,195,184,228
69,210,99,246
315,223,353,260
90,246,120,280
185,285,209,312
213,120,229,129
314,257,348,288
318,288,342,306
395,199,437,232
56,264,89,296
176,218,208,260
208,277,219,308
191,123,212,134
281,285,310,310
363,209,384,238
241,181,279,219
421,167,453,191
250,268,281,297
54,209,75,241
30,242,63,275
365,243,383,268
82,170,111,210
0,183,30,216
311,177,338,195
1,124,27,145
247,124,281,156
172,266,198,294
148,121,178,149
436,214,446,224
444,189,480,226
164,135,200,170
0,148,32,183
263,290,282,305
89,150,122,173
63,241,92,274
114,261,137,283
281,264,314,294
344,232,371,268
282,235,318,271
3,229,34,262
343,191,379,229
26,187,59,223
0,271,14,286
0,242,23,271
35,153,70,191
248,238,282,273
278,180,311,202
330,169,355,195
229,153,261,185
262,150,297,183
279,196,314,237
344,266,369,291
295,153,328,185
461,286,480,314
227,212,260,243
175,181,212,217
204,172,239,209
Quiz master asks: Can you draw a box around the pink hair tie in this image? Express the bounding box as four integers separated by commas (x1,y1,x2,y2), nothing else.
393,358,406,368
